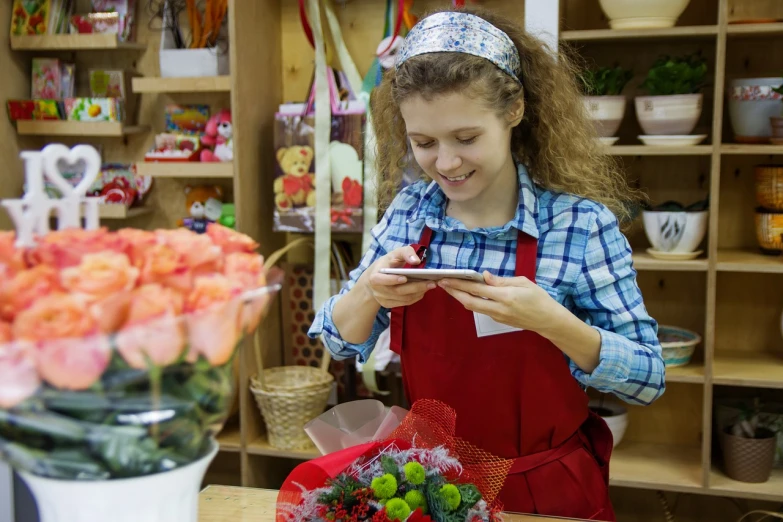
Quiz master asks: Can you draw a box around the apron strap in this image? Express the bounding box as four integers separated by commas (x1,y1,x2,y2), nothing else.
514,230,537,281
508,431,582,475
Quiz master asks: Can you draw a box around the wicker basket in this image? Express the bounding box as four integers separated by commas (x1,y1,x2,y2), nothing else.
248,237,336,451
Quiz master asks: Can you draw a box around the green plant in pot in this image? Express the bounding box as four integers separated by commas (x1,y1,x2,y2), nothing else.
721,398,779,483
580,65,633,142
635,54,708,141
770,83,783,144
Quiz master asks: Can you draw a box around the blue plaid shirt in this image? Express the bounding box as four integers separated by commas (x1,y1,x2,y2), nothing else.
310,163,665,406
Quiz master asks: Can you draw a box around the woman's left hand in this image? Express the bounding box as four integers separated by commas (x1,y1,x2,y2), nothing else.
438,272,563,335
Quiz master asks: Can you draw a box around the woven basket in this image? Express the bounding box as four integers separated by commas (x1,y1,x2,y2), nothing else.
722,427,777,483
249,237,336,451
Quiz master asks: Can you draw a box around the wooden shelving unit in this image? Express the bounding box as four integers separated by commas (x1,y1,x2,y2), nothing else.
132,76,232,93
606,145,713,156
16,121,149,137
561,25,718,42
135,162,235,178
716,249,783,273
721,144,783,155
632,251,709,272
726,22,783,37
96,204,152,219
713,353,783,389
9,34,146,51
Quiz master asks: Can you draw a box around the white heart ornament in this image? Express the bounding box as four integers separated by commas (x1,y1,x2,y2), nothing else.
329,141,362,194
41,144,102,199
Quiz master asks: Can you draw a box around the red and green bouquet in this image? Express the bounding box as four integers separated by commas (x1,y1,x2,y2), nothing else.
276,400,513,522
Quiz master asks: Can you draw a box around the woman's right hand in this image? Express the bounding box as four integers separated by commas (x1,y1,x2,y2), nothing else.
359,246,436,309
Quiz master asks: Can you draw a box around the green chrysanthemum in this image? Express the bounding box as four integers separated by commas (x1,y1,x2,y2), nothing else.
403,461,426,485
404,489,427,513
385,498,412,521
440,484,462,511
371,473,398,500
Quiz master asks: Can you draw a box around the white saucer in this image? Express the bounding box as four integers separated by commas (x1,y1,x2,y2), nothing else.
647,248,703,260
598,136,619,146
638,135,707,147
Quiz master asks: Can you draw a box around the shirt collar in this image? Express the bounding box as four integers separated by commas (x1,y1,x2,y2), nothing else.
408,163,540,239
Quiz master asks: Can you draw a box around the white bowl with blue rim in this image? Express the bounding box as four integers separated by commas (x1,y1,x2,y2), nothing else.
658,325,701,367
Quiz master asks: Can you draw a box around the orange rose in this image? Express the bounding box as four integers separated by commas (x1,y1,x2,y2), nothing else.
156,229,223,274
13,293,110,390
0,339,40,408
184,275,243,366
116,284,186,369
28,228,128,269
224,253,269,333
0,321,11,344
0,231,25,278
61,252,139,301
139,243,193,293
116,228,159,267
0,265,61,321
206,223,259,254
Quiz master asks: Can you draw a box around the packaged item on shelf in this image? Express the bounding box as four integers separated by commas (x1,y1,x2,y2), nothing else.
165,104,210,135
60,63,75,98
144,132,202,162
89,69,140,122
10,0,73,35
200,108,232,162
273,70,365,233
178,184,224,234
6,100,64,121
31,58,61,99
91,0,136,41
64,97,124,122
70,12,130,41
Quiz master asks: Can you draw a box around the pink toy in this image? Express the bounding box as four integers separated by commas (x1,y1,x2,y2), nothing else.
200,109,233,162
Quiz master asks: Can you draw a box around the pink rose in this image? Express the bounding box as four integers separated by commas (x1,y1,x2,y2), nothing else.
224,253,268,333
61,252,139,301
139,243,193,293
116,284,186,369
0,335,41,409
13,293,110,390
184,275,243,366
0,265,61,322
116,228,159,267
206,223,259,254
0,231,25,278
28,228,128,269
155,229,222,274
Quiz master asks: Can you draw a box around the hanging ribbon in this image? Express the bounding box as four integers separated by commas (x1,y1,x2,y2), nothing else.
308,0,333,313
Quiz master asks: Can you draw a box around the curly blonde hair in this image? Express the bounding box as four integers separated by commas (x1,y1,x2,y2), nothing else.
370,6,642,224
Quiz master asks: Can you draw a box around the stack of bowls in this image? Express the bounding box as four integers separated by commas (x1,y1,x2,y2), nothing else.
755,165,783,254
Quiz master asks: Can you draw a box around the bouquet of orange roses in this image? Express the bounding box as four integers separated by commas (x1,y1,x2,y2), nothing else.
0,222,280,480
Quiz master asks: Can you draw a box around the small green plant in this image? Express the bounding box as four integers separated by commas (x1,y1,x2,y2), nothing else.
580,66,633,96
640,54,708,96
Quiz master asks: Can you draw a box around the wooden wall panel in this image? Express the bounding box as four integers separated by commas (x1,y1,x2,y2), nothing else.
562,0,717,32
715,272,783,355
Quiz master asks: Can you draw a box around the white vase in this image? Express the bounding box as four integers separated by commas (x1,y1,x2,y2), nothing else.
583,96,627,137
598,0,691,29
17,440,218,522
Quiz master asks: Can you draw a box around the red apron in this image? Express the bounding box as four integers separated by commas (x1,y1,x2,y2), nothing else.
389,226,616,521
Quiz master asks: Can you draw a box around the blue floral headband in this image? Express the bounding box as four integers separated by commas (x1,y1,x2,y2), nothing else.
395,12,522,84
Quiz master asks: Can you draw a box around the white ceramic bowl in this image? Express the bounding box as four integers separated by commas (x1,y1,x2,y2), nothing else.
728,78,783,142
598,0,691,29
635,94,702,135
589,400,628,448
642,209,708,253
583,95,626,137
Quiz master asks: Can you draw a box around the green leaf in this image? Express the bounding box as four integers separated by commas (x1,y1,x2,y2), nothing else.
0,436,109,480
580,66,633,96
640,54,708,95
381,455,401,483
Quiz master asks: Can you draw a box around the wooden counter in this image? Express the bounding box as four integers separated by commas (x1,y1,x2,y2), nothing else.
198,485,584,522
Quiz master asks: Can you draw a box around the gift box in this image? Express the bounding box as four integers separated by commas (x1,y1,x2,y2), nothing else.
89,69,140,122
7,100,64,121
64,97,124,122
90,0,136,41
70,12,132,42
273,69,365,234
10,0,73,35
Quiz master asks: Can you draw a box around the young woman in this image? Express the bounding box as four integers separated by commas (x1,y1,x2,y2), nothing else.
310,6,665,520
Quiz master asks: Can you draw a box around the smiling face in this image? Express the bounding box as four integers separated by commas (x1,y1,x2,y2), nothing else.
399,90,521,206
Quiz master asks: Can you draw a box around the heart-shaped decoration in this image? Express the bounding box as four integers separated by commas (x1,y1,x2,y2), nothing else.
329,141,362,194
41,144,101,199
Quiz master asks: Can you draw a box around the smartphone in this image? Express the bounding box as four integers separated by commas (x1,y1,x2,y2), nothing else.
380,268,486,283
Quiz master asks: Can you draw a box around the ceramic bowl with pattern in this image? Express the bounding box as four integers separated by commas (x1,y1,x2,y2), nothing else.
643,207,709,253
755,165,783,210
598,0,691,29
658,325,700,367
755,209,783,254
583,95,626,137
728,78,783,143
634,94,702,136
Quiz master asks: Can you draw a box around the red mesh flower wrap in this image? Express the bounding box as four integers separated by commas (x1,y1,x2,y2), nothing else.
275,399,514,521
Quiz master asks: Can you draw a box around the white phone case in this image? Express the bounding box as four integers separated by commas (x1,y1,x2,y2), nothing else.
380,268,485,283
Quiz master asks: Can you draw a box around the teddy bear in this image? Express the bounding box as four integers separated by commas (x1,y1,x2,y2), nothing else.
201,109,233,162
178,185,224,234
274,145,316,210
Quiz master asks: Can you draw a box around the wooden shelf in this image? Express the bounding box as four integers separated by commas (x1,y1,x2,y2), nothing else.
721,144,783,155
717,249,783,274
135,162,235,178
16,121,149,137
606,145,713,156
95,204,151,219
216,424,241,453
727,22,783,37
632,252,709,272
609,442,703,493
713,352,783,389
710,467,783,502
247,435,319,460
561,25,718,42
132,76,232,93
666,363,706,384
9,34,146,51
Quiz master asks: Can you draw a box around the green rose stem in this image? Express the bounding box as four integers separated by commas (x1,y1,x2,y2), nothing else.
147,361,163,443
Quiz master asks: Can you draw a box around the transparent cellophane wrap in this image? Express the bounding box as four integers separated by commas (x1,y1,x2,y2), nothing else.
276,399,515,521
0,224,282,481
